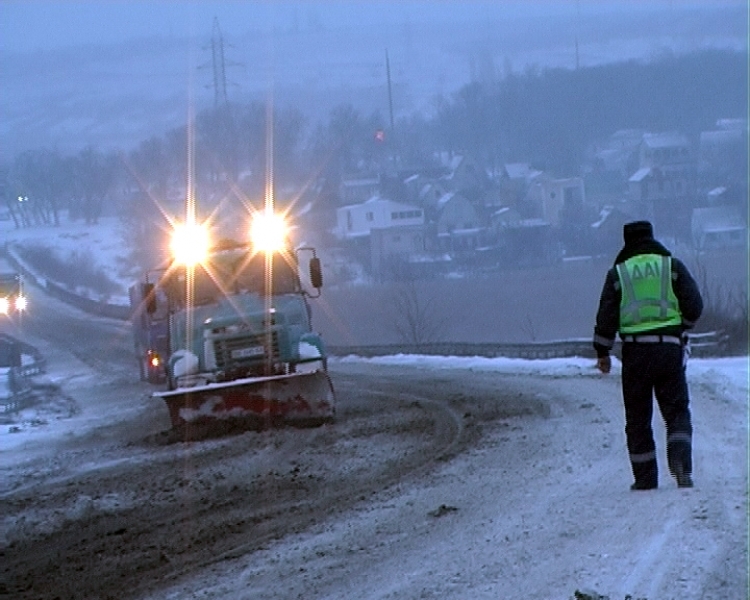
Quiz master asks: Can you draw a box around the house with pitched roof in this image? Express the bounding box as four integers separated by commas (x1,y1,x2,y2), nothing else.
627,132,697,237
691,206,747,251
523,174,586,227
334,196,424,241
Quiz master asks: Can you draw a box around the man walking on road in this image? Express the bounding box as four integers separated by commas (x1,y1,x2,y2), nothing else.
593,221,703,491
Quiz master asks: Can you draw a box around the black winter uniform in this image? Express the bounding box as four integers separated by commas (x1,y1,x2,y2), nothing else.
593,226,703,489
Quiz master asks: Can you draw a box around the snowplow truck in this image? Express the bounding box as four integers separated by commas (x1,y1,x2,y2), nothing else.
130,236,334,432
129,282,169,384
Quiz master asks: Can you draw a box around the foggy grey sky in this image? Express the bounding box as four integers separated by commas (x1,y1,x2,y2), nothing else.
2,0,743,54
0,0,745,160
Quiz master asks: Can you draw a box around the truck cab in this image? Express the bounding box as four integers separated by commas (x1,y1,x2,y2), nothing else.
130,213,334,430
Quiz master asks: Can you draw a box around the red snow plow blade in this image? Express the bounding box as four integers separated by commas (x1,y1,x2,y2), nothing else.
154,370,335,431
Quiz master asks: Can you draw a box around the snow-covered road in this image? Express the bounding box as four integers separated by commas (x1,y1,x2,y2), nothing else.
2,217,747,599
3,337,747,599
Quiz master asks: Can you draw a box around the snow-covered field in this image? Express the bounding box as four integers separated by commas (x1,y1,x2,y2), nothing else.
1,2,747,160
1,213,135,304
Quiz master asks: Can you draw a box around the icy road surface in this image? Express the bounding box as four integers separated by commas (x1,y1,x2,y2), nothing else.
1,287,748,600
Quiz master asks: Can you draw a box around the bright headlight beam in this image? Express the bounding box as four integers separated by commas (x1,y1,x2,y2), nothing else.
251,211,287,253
171,221,210,266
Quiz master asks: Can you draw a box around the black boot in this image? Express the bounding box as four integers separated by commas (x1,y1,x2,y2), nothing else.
672,463,693,488
630,479,658,491
630,458,658,491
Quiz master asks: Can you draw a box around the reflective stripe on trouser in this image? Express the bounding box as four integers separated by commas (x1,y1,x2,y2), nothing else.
629,450,658,484
667,431,693,477
621,342,692,483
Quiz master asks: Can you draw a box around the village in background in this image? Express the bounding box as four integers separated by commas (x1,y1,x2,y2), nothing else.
2,117,747,284
0,8,748,302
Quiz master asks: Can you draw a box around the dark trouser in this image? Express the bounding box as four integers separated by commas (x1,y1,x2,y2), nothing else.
621,342,693,485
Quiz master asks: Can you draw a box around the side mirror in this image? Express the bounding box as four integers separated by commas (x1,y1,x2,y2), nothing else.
143,283,157,314
309,257,323,289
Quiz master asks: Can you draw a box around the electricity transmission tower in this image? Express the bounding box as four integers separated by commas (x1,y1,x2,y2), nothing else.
204,17,241,107
211,17,228,107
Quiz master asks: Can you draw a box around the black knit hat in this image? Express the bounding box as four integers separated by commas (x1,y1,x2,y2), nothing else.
623,220,654,244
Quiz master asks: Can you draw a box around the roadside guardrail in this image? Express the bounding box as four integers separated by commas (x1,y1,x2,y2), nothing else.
1,242,730,365
328,332,728,360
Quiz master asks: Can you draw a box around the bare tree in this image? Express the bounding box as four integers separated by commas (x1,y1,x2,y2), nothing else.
72,147,118,224
520,313,538,341
383,280,451,349
687,250,748,353
10,149,70,226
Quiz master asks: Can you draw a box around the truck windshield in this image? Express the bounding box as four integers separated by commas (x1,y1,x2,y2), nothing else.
169,250,299,307
0,274,20,296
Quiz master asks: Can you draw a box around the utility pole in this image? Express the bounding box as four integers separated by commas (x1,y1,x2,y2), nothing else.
386,49,395,134
576,0,581,71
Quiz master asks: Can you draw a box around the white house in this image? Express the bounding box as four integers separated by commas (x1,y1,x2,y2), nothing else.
691,206,747,251
334,196,424,241
524,175,586,227
502,162,542,182
639,132,692,169
433,192,484,252
370,224,430,278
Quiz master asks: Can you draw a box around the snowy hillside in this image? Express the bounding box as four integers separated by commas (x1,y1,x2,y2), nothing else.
1,3,747,160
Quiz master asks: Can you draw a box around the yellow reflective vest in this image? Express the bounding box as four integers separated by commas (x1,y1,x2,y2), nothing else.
616,254,682,334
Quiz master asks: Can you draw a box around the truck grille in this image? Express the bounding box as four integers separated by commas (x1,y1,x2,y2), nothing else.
213,332,279,370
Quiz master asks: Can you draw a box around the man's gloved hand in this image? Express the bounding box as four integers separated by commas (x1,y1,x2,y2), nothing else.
596,355,611,374
682,332,691,368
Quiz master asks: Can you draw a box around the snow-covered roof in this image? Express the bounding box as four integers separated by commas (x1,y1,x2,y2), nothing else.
406,253,452,264
591,206,613,229
506,218,549,229
642,132,689,149
716,118,748,131
691,206,746,233
419,181,446,201
435,152,463,170
504,163,541,180
629,167,651,182
355,196,422,214
437,192,456,207
700,129,744,145
594,148,621,162
341,177,379,188
608,129,645,146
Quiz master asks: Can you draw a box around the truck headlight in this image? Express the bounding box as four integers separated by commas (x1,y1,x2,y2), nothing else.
251,211,287,253
0,298,8,314
171,221,210,266
15,296,27,311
